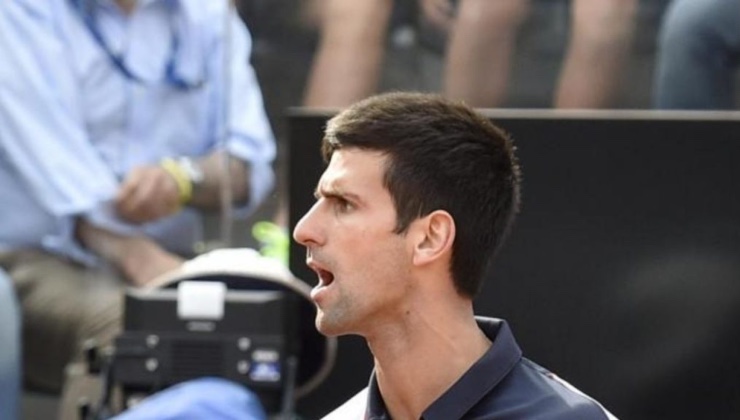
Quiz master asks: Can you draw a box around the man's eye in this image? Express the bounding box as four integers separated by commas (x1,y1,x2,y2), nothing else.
334,198,353,213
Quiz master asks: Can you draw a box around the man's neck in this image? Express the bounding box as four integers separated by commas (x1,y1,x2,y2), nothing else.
367,310,491,420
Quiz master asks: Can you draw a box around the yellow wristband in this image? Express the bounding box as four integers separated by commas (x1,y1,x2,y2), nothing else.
160,158,193,205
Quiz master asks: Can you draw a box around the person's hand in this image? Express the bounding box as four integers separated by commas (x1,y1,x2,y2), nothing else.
115,164,182,224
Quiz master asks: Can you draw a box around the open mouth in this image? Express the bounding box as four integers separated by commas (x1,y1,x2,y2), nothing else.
316,267,335,287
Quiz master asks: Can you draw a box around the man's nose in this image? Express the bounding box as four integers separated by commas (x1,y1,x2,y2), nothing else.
293,204,320,247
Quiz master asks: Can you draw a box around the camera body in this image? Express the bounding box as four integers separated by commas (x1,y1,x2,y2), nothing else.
80,249,336,419
114,284,299,412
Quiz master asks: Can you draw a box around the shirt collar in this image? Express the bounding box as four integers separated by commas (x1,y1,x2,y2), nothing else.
365,317,522,420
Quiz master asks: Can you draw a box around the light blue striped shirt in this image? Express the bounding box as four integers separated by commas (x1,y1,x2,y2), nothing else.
0,0,276,263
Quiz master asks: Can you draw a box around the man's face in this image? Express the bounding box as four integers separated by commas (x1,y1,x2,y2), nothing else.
293,149,413,337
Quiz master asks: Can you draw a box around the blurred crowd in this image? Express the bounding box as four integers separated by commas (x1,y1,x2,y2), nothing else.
241,0,740,113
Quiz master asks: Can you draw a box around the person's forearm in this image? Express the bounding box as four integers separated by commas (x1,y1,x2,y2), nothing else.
188,152,251,210
75,219,184,286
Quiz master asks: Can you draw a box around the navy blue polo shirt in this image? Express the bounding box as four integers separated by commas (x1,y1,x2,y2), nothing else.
361,317,617,420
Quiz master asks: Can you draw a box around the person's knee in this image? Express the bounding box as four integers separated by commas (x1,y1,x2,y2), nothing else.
319,0,393,43
571,0,637,41
456,0,531,29
573,0,638,22
658,0,720,56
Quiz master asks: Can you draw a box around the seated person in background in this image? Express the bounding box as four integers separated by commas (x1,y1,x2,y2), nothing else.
304,0,637,108
0,0,275,418
293,92,618,419
0,271,20,420
653,0,740,110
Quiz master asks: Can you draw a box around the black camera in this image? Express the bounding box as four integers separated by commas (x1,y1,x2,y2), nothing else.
80,249,336,419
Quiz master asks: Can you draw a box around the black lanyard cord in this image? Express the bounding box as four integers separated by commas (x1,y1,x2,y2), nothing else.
70,0,204,91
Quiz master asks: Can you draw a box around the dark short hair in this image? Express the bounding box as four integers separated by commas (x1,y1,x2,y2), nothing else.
322,92,521,298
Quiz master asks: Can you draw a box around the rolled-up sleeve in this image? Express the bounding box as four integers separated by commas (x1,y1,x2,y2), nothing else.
0,0,138,263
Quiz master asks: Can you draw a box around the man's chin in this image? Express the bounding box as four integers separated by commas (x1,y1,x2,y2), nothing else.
315,313,346,337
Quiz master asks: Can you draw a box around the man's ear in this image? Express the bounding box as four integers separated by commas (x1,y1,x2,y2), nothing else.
411,210,455,267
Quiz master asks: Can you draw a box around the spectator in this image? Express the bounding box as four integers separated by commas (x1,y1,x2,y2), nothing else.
304,0,637,108
653,0,740,110
0,0,275,418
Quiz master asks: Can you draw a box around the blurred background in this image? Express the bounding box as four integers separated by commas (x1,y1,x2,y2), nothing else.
254,0,648,201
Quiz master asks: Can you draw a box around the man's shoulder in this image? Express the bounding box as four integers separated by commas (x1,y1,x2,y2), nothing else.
494,358,618,419
320,387,368,420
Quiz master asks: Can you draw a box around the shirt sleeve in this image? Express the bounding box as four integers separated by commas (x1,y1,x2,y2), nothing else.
0,0,139,263
204,5,276,217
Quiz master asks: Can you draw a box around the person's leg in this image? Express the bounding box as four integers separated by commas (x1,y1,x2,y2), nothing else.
303,0,394,107
653,0,740,110
0,270,20,420
442,0,531,107
1,249,124,420
555,0,638,108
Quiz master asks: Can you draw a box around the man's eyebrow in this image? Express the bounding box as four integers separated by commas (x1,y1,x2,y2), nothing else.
314,185,362,203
